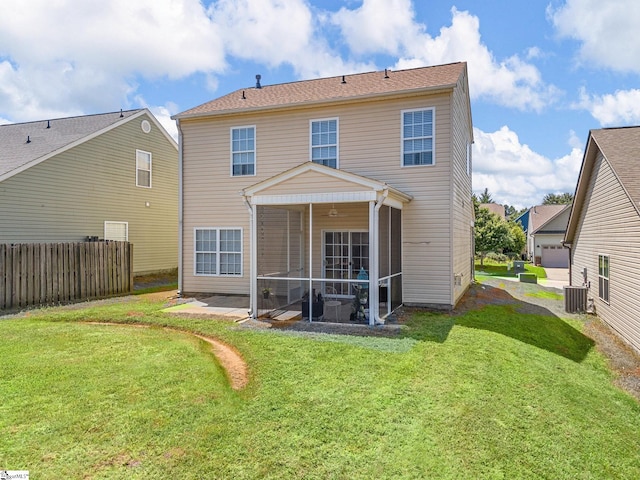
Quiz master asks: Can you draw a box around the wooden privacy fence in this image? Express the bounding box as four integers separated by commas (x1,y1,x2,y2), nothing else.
0,241,133,310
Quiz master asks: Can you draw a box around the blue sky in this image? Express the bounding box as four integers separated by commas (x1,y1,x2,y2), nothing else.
1,0,639,208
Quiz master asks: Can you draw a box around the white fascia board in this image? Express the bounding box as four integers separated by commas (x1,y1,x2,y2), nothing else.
250,191,378,205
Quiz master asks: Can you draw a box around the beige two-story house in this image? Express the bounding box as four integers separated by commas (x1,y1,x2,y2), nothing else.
173,63,474,324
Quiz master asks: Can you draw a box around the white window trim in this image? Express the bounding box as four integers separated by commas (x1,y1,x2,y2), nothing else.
401,107,435,168
466,141,472,175
230,125,256,177
309,117,339,169
194,227,244,277
136,149,152,188
598,253,610,304
104,221,128,241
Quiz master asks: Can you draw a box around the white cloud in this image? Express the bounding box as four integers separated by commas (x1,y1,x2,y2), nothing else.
0,0,224,121
333,5,559,112
576,87,640,126
472,126,583,208
331,0,423,56
550,0,640,73
209,0,374,79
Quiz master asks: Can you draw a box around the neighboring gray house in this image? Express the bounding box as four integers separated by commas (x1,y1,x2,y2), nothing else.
173,63,474,324
564,126,640,353
521,204,570,267
0,109,179,274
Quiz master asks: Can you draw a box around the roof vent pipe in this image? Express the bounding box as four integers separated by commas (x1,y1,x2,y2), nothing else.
256,74,262,89
26,135,31,144
242,90,246,99
120,109,123,118
341,75,346,84
384,68,389,79
46,120,50,129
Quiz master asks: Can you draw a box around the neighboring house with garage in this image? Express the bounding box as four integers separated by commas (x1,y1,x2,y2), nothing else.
173,62,474,324
0,109,179,274
564,126,640,353
522,204,570,267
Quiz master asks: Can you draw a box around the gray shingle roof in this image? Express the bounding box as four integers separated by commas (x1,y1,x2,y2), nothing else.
175,62,466,119
591,126,640,206
0,109,142,179
529,204,569,234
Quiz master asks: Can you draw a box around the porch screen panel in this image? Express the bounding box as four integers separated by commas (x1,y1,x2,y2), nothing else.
391,208,402,275
324,231,349,295
350,232,369,277
379,206,390,278
257,206,290,277
391,208,403,312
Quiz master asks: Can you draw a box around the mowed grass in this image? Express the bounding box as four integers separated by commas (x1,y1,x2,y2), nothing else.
1,294,640,479
475,260,547,279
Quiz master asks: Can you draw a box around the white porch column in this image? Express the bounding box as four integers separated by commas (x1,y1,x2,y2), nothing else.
250,203,258,319
369,200,379,325
308,203,313,322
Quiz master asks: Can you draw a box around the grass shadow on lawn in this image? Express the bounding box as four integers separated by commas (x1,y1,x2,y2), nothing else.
404,283,594,363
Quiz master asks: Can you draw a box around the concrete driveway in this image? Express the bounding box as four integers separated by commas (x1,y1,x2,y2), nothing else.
540,268,570,289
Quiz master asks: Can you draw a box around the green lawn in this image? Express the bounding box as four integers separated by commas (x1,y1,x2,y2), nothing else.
1,294,639,478
475,260,547,279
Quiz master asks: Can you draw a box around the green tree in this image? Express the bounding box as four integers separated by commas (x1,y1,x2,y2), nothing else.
542,192,573,205
504,220,526,256
474,207,510,266
478,187,493,203
475,207,527,265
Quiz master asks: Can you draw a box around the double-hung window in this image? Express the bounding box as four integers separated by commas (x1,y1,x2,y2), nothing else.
598,254,610,303
402,108,434,166
136,150,152,187
231,126,255,176
311,118,338,168
195,228,242,276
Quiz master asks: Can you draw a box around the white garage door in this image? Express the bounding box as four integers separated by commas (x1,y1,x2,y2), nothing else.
541,245,569,268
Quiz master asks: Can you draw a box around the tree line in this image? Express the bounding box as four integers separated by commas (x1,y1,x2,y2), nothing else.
474,188,573,264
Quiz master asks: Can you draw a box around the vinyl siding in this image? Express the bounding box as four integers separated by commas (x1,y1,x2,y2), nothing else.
0,113,178,274
571,154,640,352
450,70,474,305
181,91,465,306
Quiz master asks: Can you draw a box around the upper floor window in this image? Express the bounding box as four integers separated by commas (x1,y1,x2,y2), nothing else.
136,150,152,187
231,126,255,176
311,118,338,168
598,254,610,303
402,108,434,166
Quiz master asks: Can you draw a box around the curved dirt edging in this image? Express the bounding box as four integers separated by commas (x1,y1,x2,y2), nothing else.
82,322,249,391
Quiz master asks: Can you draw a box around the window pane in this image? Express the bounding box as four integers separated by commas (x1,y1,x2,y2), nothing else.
196,252,216,275
137,170,150,187
402,109,433,166
311,119,337,168
231,127,255,176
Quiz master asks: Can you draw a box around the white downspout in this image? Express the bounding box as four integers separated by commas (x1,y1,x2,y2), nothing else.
176,119,184,296
242,195,256,318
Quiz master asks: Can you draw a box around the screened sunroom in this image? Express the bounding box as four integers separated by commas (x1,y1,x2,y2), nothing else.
242,163,411,325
